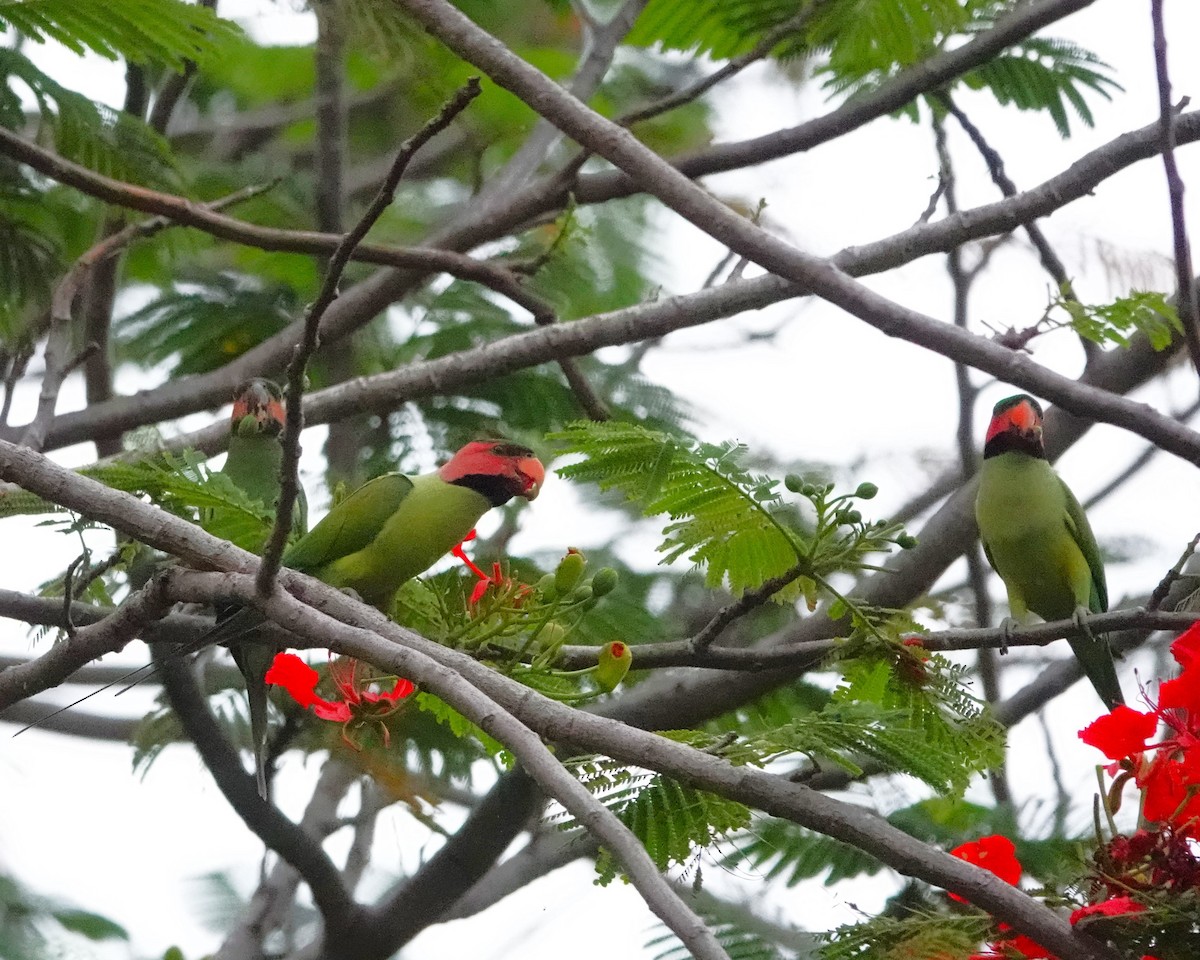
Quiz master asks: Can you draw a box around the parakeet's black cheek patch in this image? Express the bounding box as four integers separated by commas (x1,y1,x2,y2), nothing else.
452,472,527,507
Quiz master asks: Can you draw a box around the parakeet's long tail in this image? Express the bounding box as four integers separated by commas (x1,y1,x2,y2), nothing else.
1067,631,1124,709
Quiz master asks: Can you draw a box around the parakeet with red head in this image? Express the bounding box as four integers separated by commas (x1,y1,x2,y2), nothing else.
975,393,1123,708
208,437,543,796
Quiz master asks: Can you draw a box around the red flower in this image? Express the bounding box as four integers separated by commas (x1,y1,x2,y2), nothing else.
1069,895,1144,924
1079,705,1158,761
1170,622,1200,671
265,652,414,749
451,529,522,606
1158,667,1200,714
948,835,1022,903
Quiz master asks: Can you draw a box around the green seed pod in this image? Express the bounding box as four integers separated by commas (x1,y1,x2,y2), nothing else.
596,641,633,691
555,548,587,593
854,482,879,500
784,473,803,493
590,567,619,597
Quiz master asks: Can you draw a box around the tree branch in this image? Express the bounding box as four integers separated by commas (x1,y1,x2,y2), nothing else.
257,77,484,594
1150,0,1200,383
11,107,1200,454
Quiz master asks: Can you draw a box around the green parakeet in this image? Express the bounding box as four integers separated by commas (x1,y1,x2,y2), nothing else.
217,379,308,799
206,438,544,788
975,394,1123,708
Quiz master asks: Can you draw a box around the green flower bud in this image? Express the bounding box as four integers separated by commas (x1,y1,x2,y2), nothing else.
784,473,803,493
897,534,918,550
536,573,558,600
570,586,594,604
590,567,619,597
596,640,632,691
555,548,587,593
800,483,817,498
854,482,879,500
538,621,569,652
842,509,862,525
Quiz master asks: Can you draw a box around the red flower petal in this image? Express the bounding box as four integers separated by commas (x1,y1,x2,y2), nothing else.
1070,895,1145,924
265,653,323,709
313,701,352,722
1079,705,1158,760
948,835,1022,903
328,656,362,704
1158,667,1200,714
1171,622,1200,671
1009,934,1054,958
469,577,491,605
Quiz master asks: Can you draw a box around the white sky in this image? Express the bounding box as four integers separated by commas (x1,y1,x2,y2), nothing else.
3,1,1200,958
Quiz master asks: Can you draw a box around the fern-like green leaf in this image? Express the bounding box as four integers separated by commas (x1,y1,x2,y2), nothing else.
0,49,177,186
552,422,803,599
647,920,790,960
819,912,994,960
562,757,752,885
962,37,1120,137
0,0,241,69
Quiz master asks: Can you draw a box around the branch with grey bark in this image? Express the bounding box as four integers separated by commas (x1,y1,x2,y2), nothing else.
6,104,1199,456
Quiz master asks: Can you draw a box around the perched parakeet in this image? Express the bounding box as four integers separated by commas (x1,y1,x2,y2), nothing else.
205,439,544,782
217,379,308,799
975,394,1123,708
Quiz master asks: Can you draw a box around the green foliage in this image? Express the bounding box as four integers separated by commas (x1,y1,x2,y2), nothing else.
962,36,1120,137
413,692,509,762
628,0,1116,135
0,871,127,960
1055,289,1183,350
726,797,1066,890
0,49,177,185
0,0,240,69
0,451,274,554
561,756,752,885
551,421,910,604
819,912,993,960
113,272,297,375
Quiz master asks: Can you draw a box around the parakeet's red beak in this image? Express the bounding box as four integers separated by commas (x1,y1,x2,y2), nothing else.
515,456,545,501
231,379,286,436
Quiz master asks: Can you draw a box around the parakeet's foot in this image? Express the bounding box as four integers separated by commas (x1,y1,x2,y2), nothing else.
998,617,1018,656
1072,605,1094,641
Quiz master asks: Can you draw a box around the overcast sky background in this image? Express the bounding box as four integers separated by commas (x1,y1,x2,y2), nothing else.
3,1,1200,958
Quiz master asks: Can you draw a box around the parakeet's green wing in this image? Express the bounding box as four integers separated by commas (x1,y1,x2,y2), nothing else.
1060,476,1107,613
283,473,413,572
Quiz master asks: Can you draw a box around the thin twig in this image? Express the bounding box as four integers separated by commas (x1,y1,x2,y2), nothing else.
256,78,483,594
1150,0,1200,383
690,562,809,652
1148,530,1200,612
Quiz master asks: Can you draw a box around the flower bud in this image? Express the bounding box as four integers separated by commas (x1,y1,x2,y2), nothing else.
854,482,878,500
536,573,558,600
590,567,619,597
596,640,632,691
538,622,568,653
784,473,803,493
896,534,918,550
555,548,587,593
